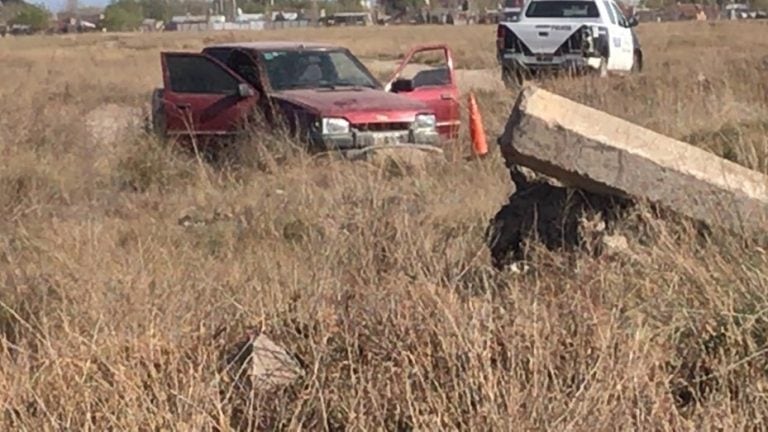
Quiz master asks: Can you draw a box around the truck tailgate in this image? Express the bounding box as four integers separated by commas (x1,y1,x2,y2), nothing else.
501,21,589,54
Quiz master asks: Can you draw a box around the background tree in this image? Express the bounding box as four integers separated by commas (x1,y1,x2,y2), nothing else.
103,0,143,30
140,0,171,21
6,2,51,31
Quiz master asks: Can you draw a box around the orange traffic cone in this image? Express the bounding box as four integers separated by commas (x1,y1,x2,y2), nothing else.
468,92,488,157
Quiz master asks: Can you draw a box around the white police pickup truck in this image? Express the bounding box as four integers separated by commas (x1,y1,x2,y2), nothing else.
495,0,643,88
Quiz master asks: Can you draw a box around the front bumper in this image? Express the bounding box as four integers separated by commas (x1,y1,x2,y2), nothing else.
319,128,440,151
499,52,603,73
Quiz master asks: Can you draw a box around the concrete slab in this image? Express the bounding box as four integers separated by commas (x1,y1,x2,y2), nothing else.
498,85,768,235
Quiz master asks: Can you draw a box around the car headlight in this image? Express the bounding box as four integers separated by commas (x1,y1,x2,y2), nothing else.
322,117,350,134
414,113,436,130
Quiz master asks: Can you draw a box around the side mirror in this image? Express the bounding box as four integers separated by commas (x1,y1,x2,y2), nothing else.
237,83,256,98
627,16,639,27
390,78,415,93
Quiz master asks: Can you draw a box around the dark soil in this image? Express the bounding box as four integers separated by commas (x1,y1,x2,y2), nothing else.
485,165,635,269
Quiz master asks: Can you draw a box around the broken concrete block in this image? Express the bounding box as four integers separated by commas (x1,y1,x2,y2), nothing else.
498,85,768,236
224,332,304,392
248,334,303,389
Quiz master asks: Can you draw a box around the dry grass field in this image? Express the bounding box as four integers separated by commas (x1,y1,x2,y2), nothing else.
2,21,768,430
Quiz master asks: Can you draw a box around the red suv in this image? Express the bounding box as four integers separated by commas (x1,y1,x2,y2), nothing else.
151,41,460,154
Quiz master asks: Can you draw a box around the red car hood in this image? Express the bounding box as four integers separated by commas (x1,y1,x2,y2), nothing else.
272,88,430,124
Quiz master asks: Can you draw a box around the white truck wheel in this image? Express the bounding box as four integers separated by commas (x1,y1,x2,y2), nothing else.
631,51,643,73
599,57,608,78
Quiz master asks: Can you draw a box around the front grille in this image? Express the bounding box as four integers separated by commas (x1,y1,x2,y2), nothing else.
354,122,411,132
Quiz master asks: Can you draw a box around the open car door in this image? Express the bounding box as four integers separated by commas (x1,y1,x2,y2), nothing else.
160,52,259,136
384,44,460,139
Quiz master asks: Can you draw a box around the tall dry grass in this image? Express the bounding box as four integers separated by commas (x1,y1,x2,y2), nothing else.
1,21,768,430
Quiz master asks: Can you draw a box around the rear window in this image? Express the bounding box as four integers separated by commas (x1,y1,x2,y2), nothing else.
525,0,600,17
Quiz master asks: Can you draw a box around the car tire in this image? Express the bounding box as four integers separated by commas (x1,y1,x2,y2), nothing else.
598,57,609,78
631,50,643,73
150,88,166,140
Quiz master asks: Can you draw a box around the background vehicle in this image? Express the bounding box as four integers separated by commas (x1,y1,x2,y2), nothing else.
496,0,643,88
501,0,525,21
150,41,460,155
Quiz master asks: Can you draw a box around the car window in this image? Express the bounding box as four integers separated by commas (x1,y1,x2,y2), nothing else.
525,0,600,17
327,51,373,85
610,2,628,26
396,49,452,89
602,1,617,24
226,50,262,88
166,54,240,94
204,48,233,65
260,49,378,91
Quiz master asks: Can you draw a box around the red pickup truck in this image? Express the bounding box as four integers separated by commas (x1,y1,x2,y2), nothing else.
150,41,460,154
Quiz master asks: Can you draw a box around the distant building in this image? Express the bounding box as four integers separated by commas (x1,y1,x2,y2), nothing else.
665,3,719,20
140,18,164,32
56,8,104,32
724,3,749,19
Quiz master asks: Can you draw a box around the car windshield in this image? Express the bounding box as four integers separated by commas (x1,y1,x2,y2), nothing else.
260,49,379,91
525,0,600,17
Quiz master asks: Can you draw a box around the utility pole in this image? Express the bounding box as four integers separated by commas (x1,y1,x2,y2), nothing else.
311,0,319,25
66,0,77,14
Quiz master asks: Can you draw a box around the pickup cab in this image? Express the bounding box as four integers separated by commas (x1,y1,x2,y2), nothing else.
496,0,643,88
150,42,460,154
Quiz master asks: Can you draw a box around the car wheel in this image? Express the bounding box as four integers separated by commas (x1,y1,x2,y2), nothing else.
598,57,609,78
631,50,643,73
150,88,166,140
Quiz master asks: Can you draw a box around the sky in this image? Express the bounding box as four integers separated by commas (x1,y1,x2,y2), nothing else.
40,0,110,13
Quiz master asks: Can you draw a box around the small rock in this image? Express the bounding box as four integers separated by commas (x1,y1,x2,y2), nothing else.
579,212,607,235
601,234,629,255
506,261,531,274
177,208,207,227
178,215,201,227
211,207,234,222
248,334,304,388
225,332,304,391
